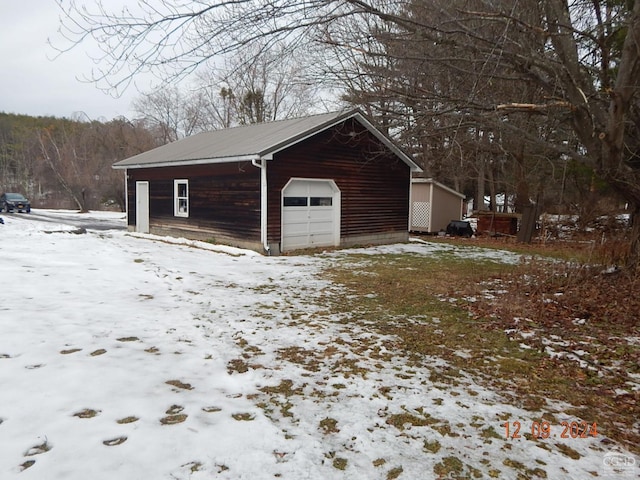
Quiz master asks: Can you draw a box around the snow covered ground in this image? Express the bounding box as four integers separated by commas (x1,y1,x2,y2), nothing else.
0,210,636,479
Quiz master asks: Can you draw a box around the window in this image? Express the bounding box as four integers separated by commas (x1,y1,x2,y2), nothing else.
284,197,333,207
283,196,308,207
310,197,332,207
174,179,189,217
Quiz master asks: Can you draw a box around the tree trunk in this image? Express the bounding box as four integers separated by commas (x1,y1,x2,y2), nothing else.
628,202,640,272
487,162,497,213
476,160,486,211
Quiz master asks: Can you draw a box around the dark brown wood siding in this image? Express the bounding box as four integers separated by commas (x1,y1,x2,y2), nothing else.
126,162,261,241
266,119,411,244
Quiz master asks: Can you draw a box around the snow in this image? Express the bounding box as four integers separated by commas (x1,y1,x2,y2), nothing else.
0,210,636,479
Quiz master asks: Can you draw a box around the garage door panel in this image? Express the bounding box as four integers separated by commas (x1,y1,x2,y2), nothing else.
282,179,339,251
309,233,333,245
308,221,333,233
284,227,308,238
284,235,310,249
283,209,310,222
309,208,333,221
283,209,332,223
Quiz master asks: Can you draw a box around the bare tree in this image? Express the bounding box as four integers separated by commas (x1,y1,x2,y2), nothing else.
91,118,158,210
195,42,322,128
133,86,206,142
131,40,320,135
37,125,88,211
318,3,561,212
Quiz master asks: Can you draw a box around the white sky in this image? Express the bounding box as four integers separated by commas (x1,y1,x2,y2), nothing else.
1,209,636,479
0,2,145,120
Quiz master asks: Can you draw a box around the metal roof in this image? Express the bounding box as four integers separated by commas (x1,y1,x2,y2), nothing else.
113,109,421,171
412,177,465,198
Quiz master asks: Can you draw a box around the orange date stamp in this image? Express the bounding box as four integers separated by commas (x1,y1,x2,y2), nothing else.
503,420,598,439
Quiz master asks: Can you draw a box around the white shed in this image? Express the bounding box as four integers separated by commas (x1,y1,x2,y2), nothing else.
410,178,465,233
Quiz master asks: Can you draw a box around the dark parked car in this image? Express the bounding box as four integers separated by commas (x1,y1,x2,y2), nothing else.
1,192,31,213
446,220,474,237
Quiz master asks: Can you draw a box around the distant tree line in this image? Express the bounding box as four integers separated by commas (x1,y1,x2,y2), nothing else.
0,113,155,211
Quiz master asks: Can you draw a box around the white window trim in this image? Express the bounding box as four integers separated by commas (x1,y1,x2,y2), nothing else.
174,179,189,217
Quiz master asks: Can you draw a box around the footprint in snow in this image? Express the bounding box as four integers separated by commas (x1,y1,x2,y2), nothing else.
165,379,194,391
60,348,82,354
160,414,188,425
103,436,127,446
24,439,52,456
202,406,222,413
19,460,36,471
116,416,139,424
73,408,100,419
161,405,187,425
165,404,184,414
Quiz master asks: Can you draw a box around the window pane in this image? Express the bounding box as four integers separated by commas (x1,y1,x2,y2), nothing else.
310,197,332,207
283,197,308,207
174,180,189,217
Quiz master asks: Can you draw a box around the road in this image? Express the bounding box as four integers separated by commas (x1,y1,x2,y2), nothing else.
1,210,126,231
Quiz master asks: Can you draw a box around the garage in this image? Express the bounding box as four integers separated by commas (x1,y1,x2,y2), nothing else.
281,179,340,251
115,109,420,254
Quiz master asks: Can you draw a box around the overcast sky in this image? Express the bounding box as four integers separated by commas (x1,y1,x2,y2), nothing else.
0,2,144,120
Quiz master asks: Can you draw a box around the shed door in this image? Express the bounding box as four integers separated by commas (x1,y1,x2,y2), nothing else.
281,179,340,251
135,181,149,234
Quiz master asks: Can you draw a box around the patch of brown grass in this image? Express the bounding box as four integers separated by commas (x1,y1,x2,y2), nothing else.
466,259,640,453
323,245,640,455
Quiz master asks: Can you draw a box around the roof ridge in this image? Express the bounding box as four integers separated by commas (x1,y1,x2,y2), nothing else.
198,108,355,134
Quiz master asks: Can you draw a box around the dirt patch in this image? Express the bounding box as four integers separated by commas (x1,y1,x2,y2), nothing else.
227,358,250,374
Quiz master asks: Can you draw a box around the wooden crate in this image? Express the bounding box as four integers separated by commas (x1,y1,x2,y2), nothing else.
477,212,519,236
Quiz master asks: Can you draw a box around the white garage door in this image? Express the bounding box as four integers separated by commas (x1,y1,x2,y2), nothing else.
281,179,340,251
